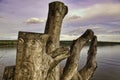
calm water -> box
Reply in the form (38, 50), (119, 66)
(0, 45), (120, 80)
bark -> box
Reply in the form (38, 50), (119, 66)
(79, 36), (97, 80)
(13, 32), (69, 80)
(44, 1), (68, 80)
(2, 47), (69, 80)
(3, 1), (68, 80)
(69, 36), (97, 80)
(61, 29), (94, 80)
(2, 66), (15, 80)
(2, 1), (98, 80)
(45, 1), (68, 53)
(48, 47), (70, 72)
(14, 32), (51, 80)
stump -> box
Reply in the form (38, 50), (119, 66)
(3, 1), (97, 80)
(2, 66), (15, 80)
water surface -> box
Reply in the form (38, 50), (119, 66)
(0, 45), (120, 80)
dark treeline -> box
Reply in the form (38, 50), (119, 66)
(60, 41), (120, 46)
(0, 40), (120, 47)
(0, 40), (17, 47)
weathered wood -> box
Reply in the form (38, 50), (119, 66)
(2, 1), (98, 80)
(49, 47), (70, 72)
(79, 36), (97, 80)
(61, 29), (94, 80)
(45, 1), (68, 53)
(2, 66), (15, 80)
(13, 31), (69, 80)
(44, 1), (68, 80)
(68, 36), (97, 80)
(2, 43), (69, 80)
(46, 47), (70, 80)
(14, 32), (51, 80)
(49, 47), (69, 58)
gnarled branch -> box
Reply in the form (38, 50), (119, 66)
(79, 36), (97, 80)
(49, 47), (70, 72)
(61, 29), (94, 80)
(44, 1), (68, 80)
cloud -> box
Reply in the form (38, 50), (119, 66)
(69, 3), (120, 20)
(0, 33), (17, 40)
(64, 24), (107, 36)
(107, 30), (120, 34)
(65, 15), (81, 21)
(63, 3), (120, 33)
(97, 35), (120, 42)
(84, 3), (120, 19)
(60, 34), (120, 42)
(60, 34), (77, 40)
(64, 0), (120, 8)
(0, 0), (54, 18)
(25, 17), (45, 24)
(0, 16), (3, 18)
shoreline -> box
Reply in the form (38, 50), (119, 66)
(0, 40), (120, 46)
(0, 40), (17, 45)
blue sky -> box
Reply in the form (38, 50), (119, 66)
(0, 0), (120, 42)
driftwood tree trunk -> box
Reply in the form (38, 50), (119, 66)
(61, 30), (97, 80)
(3, 1), (97, 80)
(44, 1), (68, 80)
(13, 32), (69, 80)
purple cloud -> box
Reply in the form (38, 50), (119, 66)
(0, 0), (120, 41)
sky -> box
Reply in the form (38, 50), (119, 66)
(0, 0), (120, 42)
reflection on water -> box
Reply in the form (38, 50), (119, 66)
(91, 45), (120, 80)
(0, 45), (120, 80)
